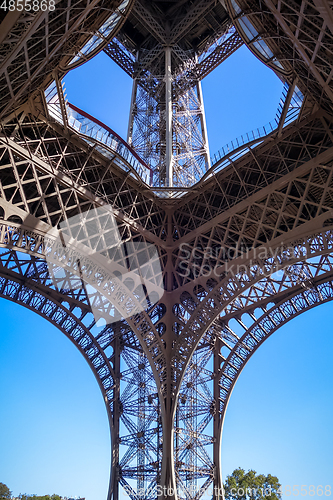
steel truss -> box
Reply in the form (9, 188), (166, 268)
(104, 27), (242, 85)
(1, 103), (333, 500)
(128, 76), (210, 187)
(224, 0), (333, 112)
(0, 0), (133, 122)
(1, 223), (333, 500)
(2, 1), (333, 500)
(104, 2), (242, 187)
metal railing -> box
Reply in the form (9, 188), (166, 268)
(210, 83), (304, 167)
(67, 103), (152, 185)
(44, 78), (304, 194)
(44, 82), (152, 185)
(210, 119), (278, 166)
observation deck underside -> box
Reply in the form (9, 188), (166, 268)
(1, 1), (333, 500)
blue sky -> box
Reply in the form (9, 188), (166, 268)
(1, 299), (333, 499)
(1, 43), (332, 500)
(221, 301), (333, 490)
(63, 45), (283, 158)
(0, 300), (110, 500)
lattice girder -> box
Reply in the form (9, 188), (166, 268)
(2, 1), (333, 495)
(224, 0), (333, 111)
(211, 272), (333, 488)
(2, 233), (333, 500)
(0, 246), (121, 495)
(0, 108), (168, 243)
(2, 102), (333, 395)
(2, 107), (332, 498)
(0, 0), (132, 120)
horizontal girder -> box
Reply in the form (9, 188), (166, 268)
(0, 0), (131, 120)
(2, 1), (333, 498)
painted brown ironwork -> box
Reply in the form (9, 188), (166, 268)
(1, 1), (333, 500)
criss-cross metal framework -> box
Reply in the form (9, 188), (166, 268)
(104, 1), (242, 187)
(1, 1), (333, 499)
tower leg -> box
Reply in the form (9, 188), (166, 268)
(127, 79), (137, 145)
(109, 323), (121, 500)
(165, 47), (173, 187)
(213, 333), (223, 500)
(160, 403), (177, 500)
(196, 80), (211, 170)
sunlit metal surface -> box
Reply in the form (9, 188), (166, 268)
(1, 1), (333, 500)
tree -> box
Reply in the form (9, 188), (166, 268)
(223, 468), (282, 500)
(18, 495), (62, 500)
(0, 483), (12, 500)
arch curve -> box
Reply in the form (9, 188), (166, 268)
(214, 275), (333, 490)
(173, 223), (333, 397)
(0, 245), (121, 500)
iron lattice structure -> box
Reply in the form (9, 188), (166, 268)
(126, 78), (212, 187)
(105, 1), (241, 187)
(1, 1), (333, 500)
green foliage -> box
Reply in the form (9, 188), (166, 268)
(224, 468), (282, 500)
(18, 495), (62, 500)
(0, 483), (12, 500)
(0, 489), (63, 500)
(0, 483), (64, 500)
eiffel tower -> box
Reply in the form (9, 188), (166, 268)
(1, 1), (333, 499)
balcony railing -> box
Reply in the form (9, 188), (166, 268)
(45, 78), (304, 195)
(67, 103), (152, 185)
(210, 82), (304, 167)
(45, 82), (152, 185)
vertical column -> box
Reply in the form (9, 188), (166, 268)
(109, 323), (121, 500)
(160, 399), (177, 500)
(53, 70), (68, 129)
(165, 47), (173, 187)
(196, 80), (211, 170)
(213, 334), (223, 500)
(127, 78), (138, 145)
(138, 353), (146, 496)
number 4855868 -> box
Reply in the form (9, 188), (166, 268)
(0, 0), (55, 10)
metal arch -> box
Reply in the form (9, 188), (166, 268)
(0, 222), (218, 500)
(3, 101), (333, 499)
(133, 228), (333, 499)
(149, 234), (333, 497)
(0, 0), (131, 119)
(169, 110), (333, 245)
(223, 0), (333, 111)
(171, 265), (333, 500)
(3, 0), (333, 495)
(0, 110), (167, 246)
(150, 232), (333, 491)
(215, 274), (333, 491)
(0, 217), (169, 499)
(0, 215), (167, 392)
(0, 110), (177, 497)
(171, 226), (333, 395)
(0, 248), (120, 500)
(0, 242), (164, 500)
(223, 0), (293, 78)
(107, 250), (333, 500)
(60, 0), (135, 73)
